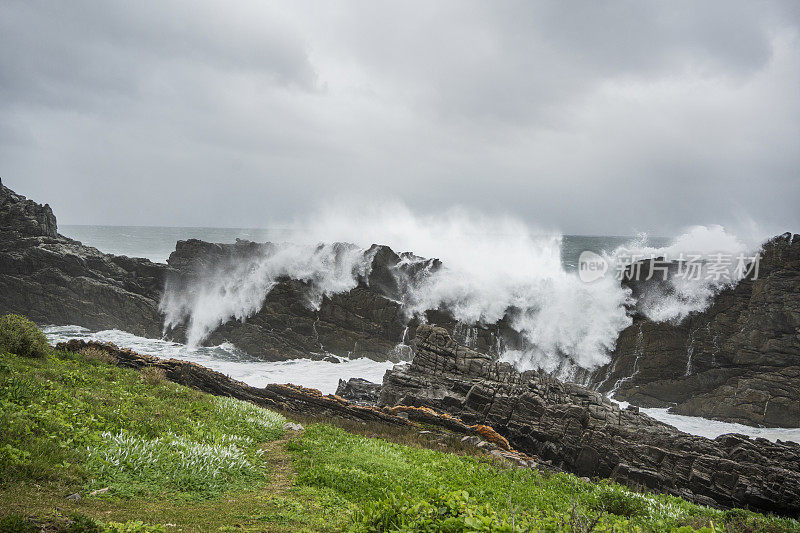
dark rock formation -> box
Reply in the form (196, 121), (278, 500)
(336, 377), (382, 404)
(0, 179), (167, 337)
(0, 179), (57, 238)
(160, 235), (535, 362)
(589, 233), (800, 428)
(381, 324), (800, 516)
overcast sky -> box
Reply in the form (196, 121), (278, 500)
(1, 1), (798, 236)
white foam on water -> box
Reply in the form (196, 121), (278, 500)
(611, 400), (800, 444)
(43, 325), (394, 395)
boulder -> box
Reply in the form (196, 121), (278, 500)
(335, 377), (382, 404)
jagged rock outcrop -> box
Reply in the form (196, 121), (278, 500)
(589, 233), (800, 428)
(0, 179), (167, 336)
(380, 324), (800, 516)
(160, 238), (525, 361)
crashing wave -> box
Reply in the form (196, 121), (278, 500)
(159, 204), (763, 376)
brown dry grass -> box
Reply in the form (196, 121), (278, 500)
(80, 346), (116, 364)
(140, 365), (167, 386)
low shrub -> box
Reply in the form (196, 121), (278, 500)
(87, 431), (258, 498)
(350, 488), (527, 533)
(83, 397), (285, 498)
(0, 314), (50, 358)
(594, 487), (651, 517)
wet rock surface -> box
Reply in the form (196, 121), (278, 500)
(589, 233), (800, 428)
(380, 324), (800, 516)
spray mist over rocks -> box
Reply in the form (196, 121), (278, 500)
(604, 225), (760, 324)
(159, 201), (765, 377)
(160, 242), (375, 347)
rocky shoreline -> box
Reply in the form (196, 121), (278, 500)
(380, 325), (800, 515)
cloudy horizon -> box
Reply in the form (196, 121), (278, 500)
(1, 1), (798, 238)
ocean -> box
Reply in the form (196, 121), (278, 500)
(61, 224), (650, 269)
(50, 224), (799, 443)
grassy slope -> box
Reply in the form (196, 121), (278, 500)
(0, 348), (797, 532)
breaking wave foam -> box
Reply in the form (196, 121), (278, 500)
(606, 225), (760, 323)
(43, 325), (394, 394)
(159, 201), (766, 376)
(160, 242), (373, 346)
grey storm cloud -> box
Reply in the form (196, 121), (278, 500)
(1, 0), (798, 237)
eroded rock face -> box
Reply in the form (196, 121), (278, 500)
(589, 233), (800, 428)
(0, 179), (57, 238)
(380, 324), (800, 516)
(0, 179), (167, 337)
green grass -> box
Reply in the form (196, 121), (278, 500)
(287, 424), (799, 532)
(0, 348), (286, 500)
(0, 316), (798, 532)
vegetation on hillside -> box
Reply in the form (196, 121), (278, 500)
(0, 315), (797, 532)
(0, 314), (49, 358)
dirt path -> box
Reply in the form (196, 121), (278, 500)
(260, 433), (299, 494)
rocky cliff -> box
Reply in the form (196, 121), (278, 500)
(589, 233), (800, 428)
(0, 179), (167, 337)
(381, 324), (800, 516)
